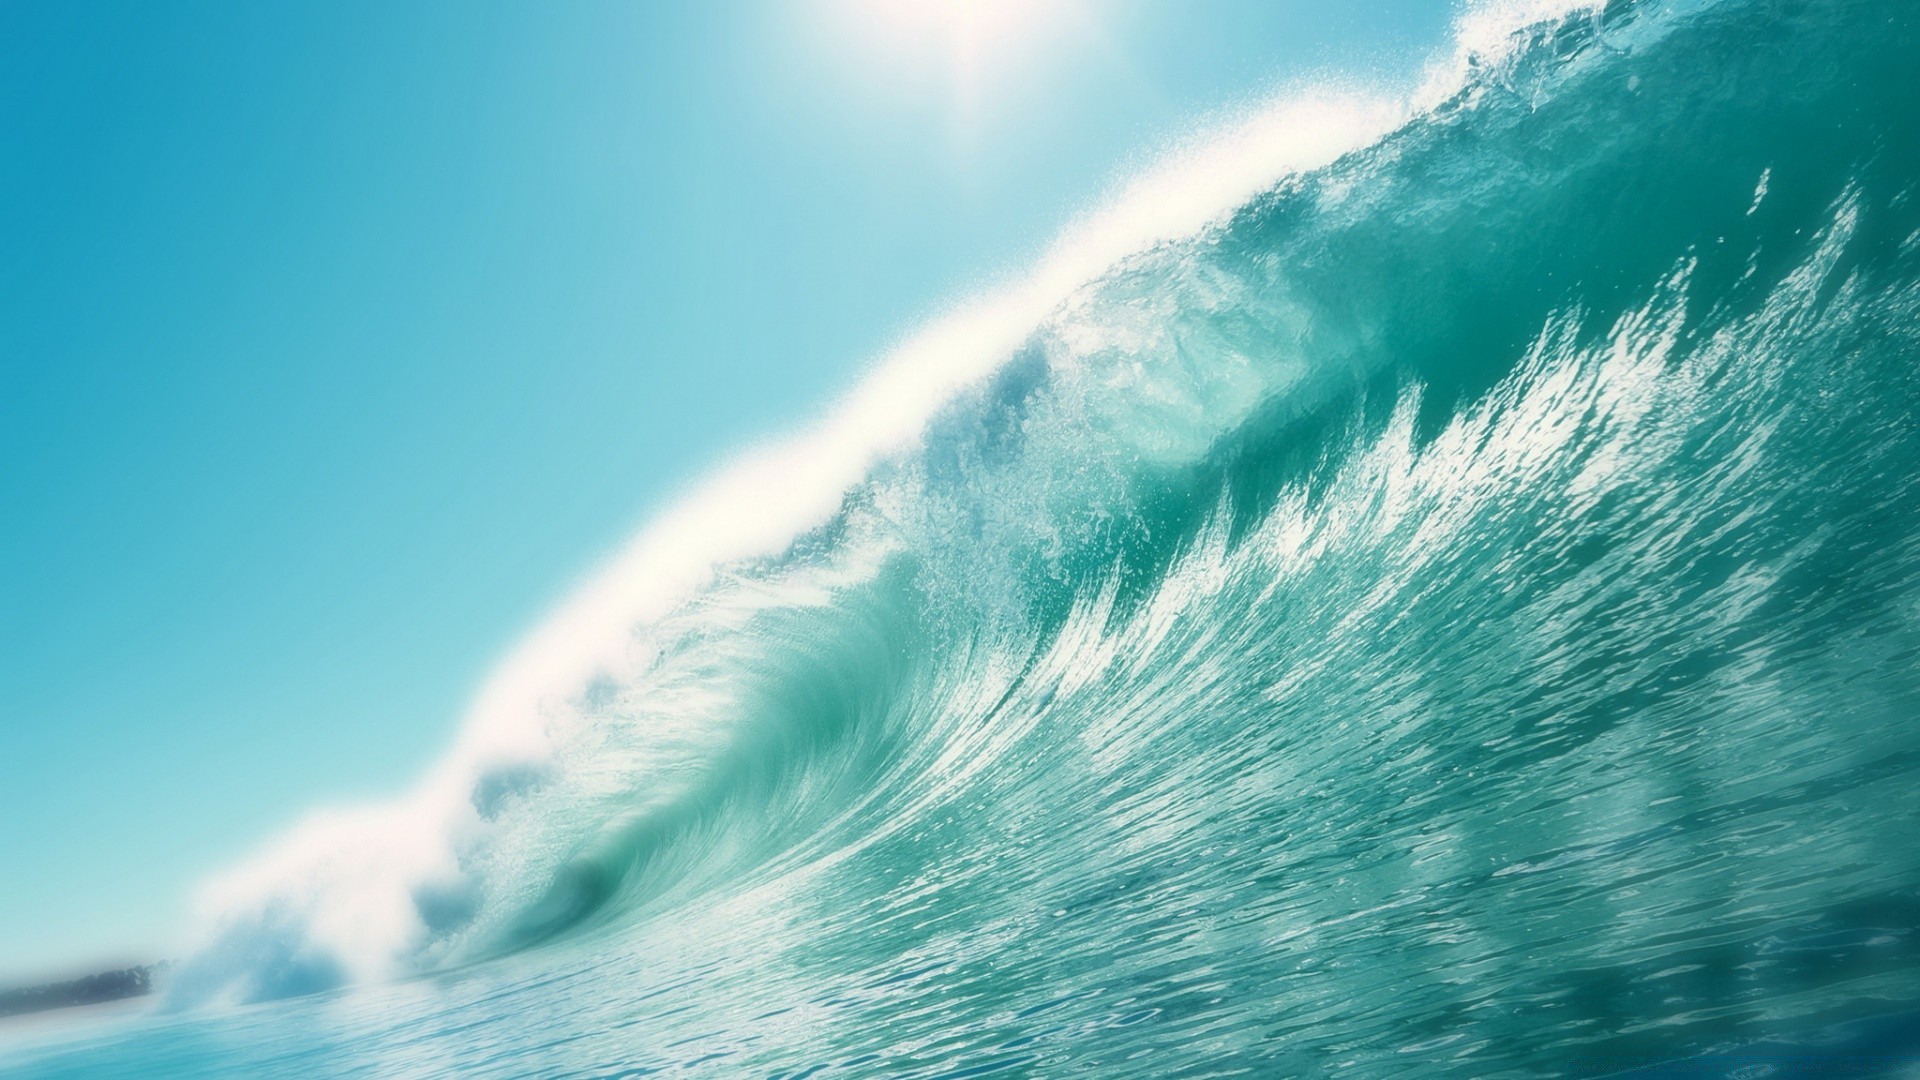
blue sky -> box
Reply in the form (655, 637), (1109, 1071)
(0, 0), (1456, 979)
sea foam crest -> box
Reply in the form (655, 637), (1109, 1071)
(170, 0), (1615, 1007)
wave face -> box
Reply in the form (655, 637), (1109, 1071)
(65, 0), (1920, 1074)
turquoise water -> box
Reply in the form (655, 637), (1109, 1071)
(9, 0), (1920, 1074)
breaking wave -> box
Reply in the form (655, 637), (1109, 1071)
(158, 0), (1920, 1071)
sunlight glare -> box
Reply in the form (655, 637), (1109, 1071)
(828, 0), (1090, 141)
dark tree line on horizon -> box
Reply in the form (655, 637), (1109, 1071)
(0, 965), (159, 1019)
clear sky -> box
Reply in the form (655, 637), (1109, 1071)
(0, 0), (1457, 980)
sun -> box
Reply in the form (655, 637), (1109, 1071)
(825, 0), (1091, 137)
(861, 0), (1050, 53)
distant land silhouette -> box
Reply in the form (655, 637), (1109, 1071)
(0, 965), (162, 1019)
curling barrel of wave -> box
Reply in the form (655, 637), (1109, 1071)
(167, 4), (1920, 1063)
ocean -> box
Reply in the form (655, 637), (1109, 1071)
(7, 0), (1920, 1074)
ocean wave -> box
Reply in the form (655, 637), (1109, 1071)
(165, 10), (1920, 1068)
